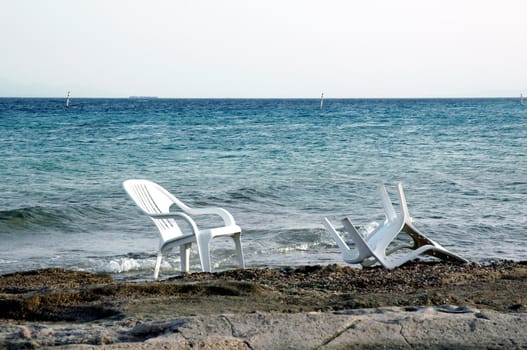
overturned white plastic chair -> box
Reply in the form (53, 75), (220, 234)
(123, 179), (245, 280)
(323, 182), (416, 267)
(337, 183), (468, 269)
(340, 216), (435, 269)
(376, 182), (468, 266)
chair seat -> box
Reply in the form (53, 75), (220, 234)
(162, 232), (196, 249)
(203, 225), (242, 237)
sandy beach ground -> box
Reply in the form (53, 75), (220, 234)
(1, 261), (527, 349)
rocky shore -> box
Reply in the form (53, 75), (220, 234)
(1, 260), (527, 349)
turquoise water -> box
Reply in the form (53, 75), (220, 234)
(1, 98), (526, 279)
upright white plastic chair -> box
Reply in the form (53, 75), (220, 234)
(123, 179), (245, 280)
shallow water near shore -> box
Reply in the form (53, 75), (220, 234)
(1, 98), (526, 279)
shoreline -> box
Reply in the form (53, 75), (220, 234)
(1, 261), (527, 348)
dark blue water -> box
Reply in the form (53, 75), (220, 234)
(1, 98), (526, 279)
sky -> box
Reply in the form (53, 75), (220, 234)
(1, 0), (526, 98)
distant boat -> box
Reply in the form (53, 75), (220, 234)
(129, 96), (158, 100)
(66, 91), (71, 108)
(521, 93), (524, 105)
(320, 93), (324, 110)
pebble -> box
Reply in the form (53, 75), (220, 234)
(38, 327), (54, 337)
(19, 326), (31, 339)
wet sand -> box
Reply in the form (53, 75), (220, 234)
(1, 260), (527, 348)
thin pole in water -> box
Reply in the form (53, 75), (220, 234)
(66, 91), (71, 108)
(320, 92), (324, 110)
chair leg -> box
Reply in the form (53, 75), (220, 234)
(196, 232), (212, 272)
(154, 252), (163, 280)
(378, 183), (397, 221)
(180, 244), (191, 273)
(233, 233), (245, 268)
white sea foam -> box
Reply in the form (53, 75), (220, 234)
(105, 258), (145, 273)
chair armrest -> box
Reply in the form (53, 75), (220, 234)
(149, 212), (200, 234)
(185, 207), (237, 226)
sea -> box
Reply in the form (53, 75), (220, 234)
(1, 98), (526, 280)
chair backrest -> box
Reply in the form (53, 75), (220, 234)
(123, 179), (187, 242)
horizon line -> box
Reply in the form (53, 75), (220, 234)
(0, 96), (523, 100)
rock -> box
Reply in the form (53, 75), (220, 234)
(19, 326), (31, 339)
(2, 308), (527, 349)
(95, 330), (113, 345)
(38, 327), (54, 337)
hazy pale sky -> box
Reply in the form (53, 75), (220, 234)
(1, 0), (526, 98)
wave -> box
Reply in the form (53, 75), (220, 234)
(0, 205), (113, 232)
(227, 187), (281, 203)
(197, 186), (284, 210)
